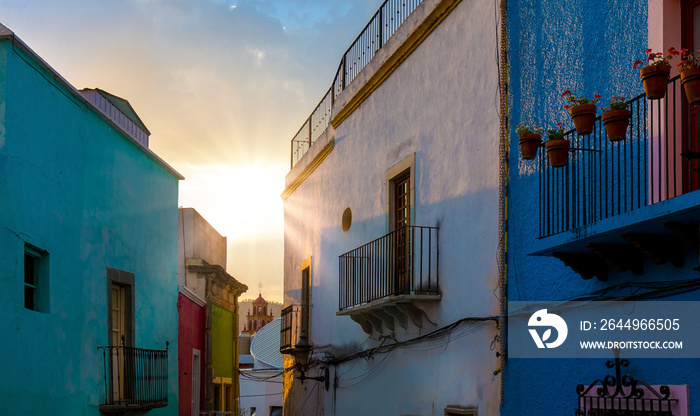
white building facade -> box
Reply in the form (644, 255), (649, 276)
(239, 319), (284, 416)
(281, 0), (505, 415)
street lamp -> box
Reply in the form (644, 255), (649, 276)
(292, 331), (329, 390)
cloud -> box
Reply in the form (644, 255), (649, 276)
(0, 0), (384, 303)
(246, 46), (266, 66)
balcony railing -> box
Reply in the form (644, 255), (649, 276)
(280, 304), (301, 354)
(290, 0), (424, 168)
(539, 75), (700, 238)
(338, 225), (439, 311)
(97, 343), (169, 409)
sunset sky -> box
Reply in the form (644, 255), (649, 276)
(0, 0), (381, 302)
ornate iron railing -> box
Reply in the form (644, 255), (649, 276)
(290, 0), (424, 168)
(576, 349), (677, 415)
(280, 304), (302, 354)
(539, 75), (700, 238)
(97, 342), (169, 407)
(338, 225), (439, 311)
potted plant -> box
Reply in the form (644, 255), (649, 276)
(545, 122), (570, 168)
(633, 47), (679, 100)
(601, 96), (632, 142)
(516, 124), (544, 160)
(562, 90), (600, 136)
(679, 48), (700, 105)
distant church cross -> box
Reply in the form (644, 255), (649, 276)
(258, 282), (262, 295)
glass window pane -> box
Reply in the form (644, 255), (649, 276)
(24, 286), (34, 310)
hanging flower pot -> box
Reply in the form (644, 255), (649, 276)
(640, 65), (671, 99)
(518, 133), (542, 160)
(602, 109), (632, 142)
(516, 124), (544, 160)
(681, 67), (700, 105)
(562, 90), (600, 136)
(633, 48), (678, 100)
(546, 139), (570, 168)
(569, 104), (597, 136)
(545, 123), (569, 168)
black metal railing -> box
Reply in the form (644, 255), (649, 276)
(98, 342), (169, 407)
(539, 75), (700, 238)
(290, 0), (424, 168)
(290, 88), (333, 168)
(280, 304), (301, 354)
(338, 225), (439, 311)
(576, 350), (677, 415)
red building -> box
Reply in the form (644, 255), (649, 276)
(177, 208), (247, 416)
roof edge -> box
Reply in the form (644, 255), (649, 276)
(0, 22), (183, 180)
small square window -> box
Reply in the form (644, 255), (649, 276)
(24, 244), (49, 313)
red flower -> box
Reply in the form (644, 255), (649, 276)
(564, 105), (570, 110)
(595, 94), (601, 99)
(633, 59), (642, 69)
(646, 48), (652, 53)
(669, 47), (679, 55)
(561, 90), (571, 97)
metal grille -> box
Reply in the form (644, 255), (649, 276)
(539, 75), (700, 238)
(338, 225), (439, 311)
(576, 351), (677, 416)
(97, 343), (169, 406)
(280, 304), (301, 354)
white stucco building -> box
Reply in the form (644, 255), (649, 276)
(281, 0), (505, 415)
(239, 319), (284, 416)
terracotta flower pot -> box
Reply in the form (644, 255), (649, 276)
(681, 67), (700, 105)
(602, 109), (632, 142)
(518, 133), (542, 160)
(545, 138), (570, 168)
(569, 104), (597, 136)
(640, 65), (671, 100)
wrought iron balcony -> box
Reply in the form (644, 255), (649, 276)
(290, 0), (424, 168)
(338, 225), (439, 335)
(535, 75), (700, 280)
(539, 75), (700, 238)
(97, 342), (168, 415)
(280, 304), (302, 354)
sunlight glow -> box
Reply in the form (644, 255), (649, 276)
(178, 162), (287, 241)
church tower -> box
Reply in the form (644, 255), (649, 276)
(242, 284), (274, 335)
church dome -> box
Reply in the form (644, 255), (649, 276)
(253, 294), (266, 304)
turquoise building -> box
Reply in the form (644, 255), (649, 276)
(0, 23), (182, 415)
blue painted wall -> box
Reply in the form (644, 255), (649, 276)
(505, 1), (700, 414)
(0, 38), (179, 415)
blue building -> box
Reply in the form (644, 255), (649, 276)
(0, 23), (182, 415)
(505, 1), (699, 414)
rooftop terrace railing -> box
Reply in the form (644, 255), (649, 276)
(539, 75), (700, 238)
(290, 0), (424, 168)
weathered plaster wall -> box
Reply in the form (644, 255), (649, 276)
(283, 0), (502, 414)
(504, 1), (700, 414)
(0, 39), (179, 415)
(177, 207), (228, 293)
